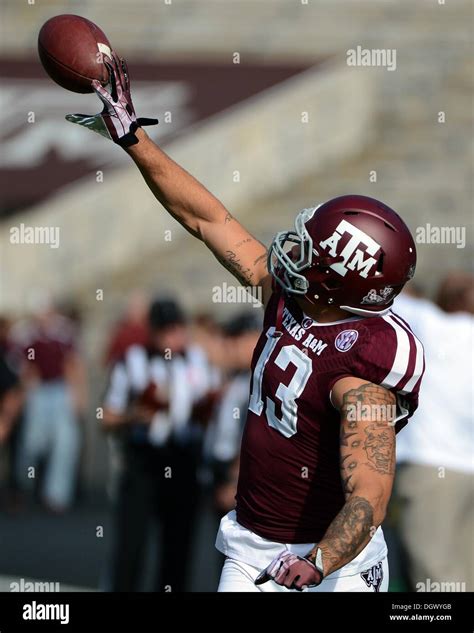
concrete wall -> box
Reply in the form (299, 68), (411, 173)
(0, 60), (375, 312)
(2, 0), (471, 62)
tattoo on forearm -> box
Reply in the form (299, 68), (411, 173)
(216, 250), (255, 286)
(340, 453), (357, 495)
(340, 415), (359, 495)
(308, 496), (374, 573)
(234, 237), (252, 249)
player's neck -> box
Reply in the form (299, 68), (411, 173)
(295, 296), (353, 324)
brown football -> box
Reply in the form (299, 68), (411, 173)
(38, 14), (112, 93)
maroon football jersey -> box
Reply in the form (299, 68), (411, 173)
(236, 291), (424, 543)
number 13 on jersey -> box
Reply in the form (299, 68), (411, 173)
(248, 327), (312, 438)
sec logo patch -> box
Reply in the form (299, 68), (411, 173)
(335, 329), (359, 352)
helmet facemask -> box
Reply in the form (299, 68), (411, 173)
(268, 206), (329, 297)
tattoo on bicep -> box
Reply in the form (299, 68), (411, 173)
(341, 382), (396, 415)
(339, 382), (396, 491)
(363, 423), (395, 475)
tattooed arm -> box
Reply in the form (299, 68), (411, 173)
(306, 377), (396, 576)
(125, 129), (272, 303)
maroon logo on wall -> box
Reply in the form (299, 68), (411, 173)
(0, 59), (307, 217)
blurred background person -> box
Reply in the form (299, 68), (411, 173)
(209, 312), (262, 516)
(391, 272), (474, 591)
(200, 311), (261, 580)
(102, 290), (151, 503)
(14, 296), (87, 513)
(102, 296), (215, 592)
(103, 290), (150, 368)
(0, 317), (23, 509)
(190, 313), (227, 374)
(0, 350), (21, 444)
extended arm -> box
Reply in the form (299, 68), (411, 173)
(126, 129), (271, 295)
(66, 53), (272, 303)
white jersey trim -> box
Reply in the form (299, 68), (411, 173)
(390, 313), (424, 394)
(381, 314), (411, 389)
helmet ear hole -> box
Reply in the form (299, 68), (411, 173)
(376, 252), (385, 273)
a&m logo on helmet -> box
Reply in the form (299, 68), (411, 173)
(335, 329), (359, 352)
(361, 287), (394, 305)
(319, 220), (381, 279)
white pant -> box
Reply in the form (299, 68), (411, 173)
(17, 382), (80, 508)
(218, 556), (389, 592)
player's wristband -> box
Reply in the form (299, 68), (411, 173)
(305, 547), (324, 579)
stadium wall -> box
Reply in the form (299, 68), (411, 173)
(0, 60), (375, 312)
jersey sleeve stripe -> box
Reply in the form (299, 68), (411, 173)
(390, 314), (425, 393)
(381, 314), (412, 388)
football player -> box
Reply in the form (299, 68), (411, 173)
(67, 54), (425, 592)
